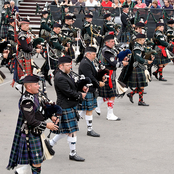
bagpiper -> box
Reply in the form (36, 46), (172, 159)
(96, 34), (128, 120)
(49, 23), (69, 67)
(82, 11), (101, 47)
(0, 1), (11, 39)
(7, 74), (59, 174)
(6, 18), (17, 72)
(127, 33), (154, 106)
(13, 18), (42, 90)
(49, 56), (86, 161)
(61, 14), (79, 59)
(78, 47), (105, 136)
(152, 19), (172, 81)
(103, 12), (120, 36)
(39, 10), (52, 42)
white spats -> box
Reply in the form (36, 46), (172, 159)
(67, 136), (77, 156)
(49, 134), (67, 146)
(107, 100), (119, 121)
(79, 110), (86, 119)
(15, 165), (30, 174)
(85, 115), (93, 131)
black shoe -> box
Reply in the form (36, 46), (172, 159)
(127, 93), (134, 103)
(159, 77), (167, 81)
(14, 171), (18, 174)
(95, 109), (100, 116)
(138, 101), (149, 106)
(143, 92), (147, 94)
(87, 130), (100, 137)
(152, 72), (158, 80)
(116, 117), (121, 121)
(44, 139), (55, 155)
(69, 154), (85, 162)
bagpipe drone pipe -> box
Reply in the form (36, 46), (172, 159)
(93, 56), (110, 81)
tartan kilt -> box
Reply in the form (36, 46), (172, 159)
(0, 24), (9, 38)
(67, 47), (75, 59)
(153, 54), (171, 65)
(17, 58), (32, 79)
(17, 132), (43, 165)
(99, 80), (117, 98)
(59, 107), (79, 134)
(78, 92), (97, 111)
(50, 57), (59, 70)
(127, 67), (148, 88)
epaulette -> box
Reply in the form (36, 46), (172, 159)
(50, 34), (58, 39)
(103, 46), (116, 55)
(156, 31), (163, 37)
(21, 93), (34, 105)
(106, 21), (114, 25)
(167, 28), (173, 33)
(62, 26), (70, 31)
(133, 45), (144, 52)
(84, 23), (90, 28)
(18, 31), (27, 40)
(41, 18), (47, 23)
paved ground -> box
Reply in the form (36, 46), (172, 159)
(1, 56), (174, 174)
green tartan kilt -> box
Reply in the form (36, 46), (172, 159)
(99, 80), (117, 98)
(17, 132), (43, 165)
(50, 58), (59, 70)
(127, 67), (148, 88)
(0, 24), (9, 38)
(153, 54), (171, 65)
(67, 47), (75, 59)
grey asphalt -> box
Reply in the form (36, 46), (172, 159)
(0, 56), (174, 174)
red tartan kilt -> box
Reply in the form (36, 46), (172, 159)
(17, 59), (32, 79)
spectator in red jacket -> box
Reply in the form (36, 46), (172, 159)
(101, 0), (113, 7)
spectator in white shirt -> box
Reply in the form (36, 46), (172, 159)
(85, 0), (98, 6)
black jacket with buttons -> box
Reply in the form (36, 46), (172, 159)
(79, 57), (100, 93)
(54, 69), (83, 109)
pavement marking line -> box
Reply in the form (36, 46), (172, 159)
(0, 80), (12, 87)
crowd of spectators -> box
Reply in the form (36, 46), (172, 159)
(50, 0), (174, 9)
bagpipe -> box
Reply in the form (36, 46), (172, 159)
(93, 57), (109, 81)
(58, 32), (72, 46)
(144, 9), (158, 25)
(126, 17), (136, 35)
(69, 71), (93, 92)
(144, 47), (157, 60)
(38, 89), (62, 119)
(38, 89), (62, 138)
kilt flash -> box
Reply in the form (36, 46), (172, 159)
(127, 67), (148, 88)
(59, 107), (79, 134)
(99, 80), (117, 98)
(17, 132), (44, 165)
(78, 92), (97, 111)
